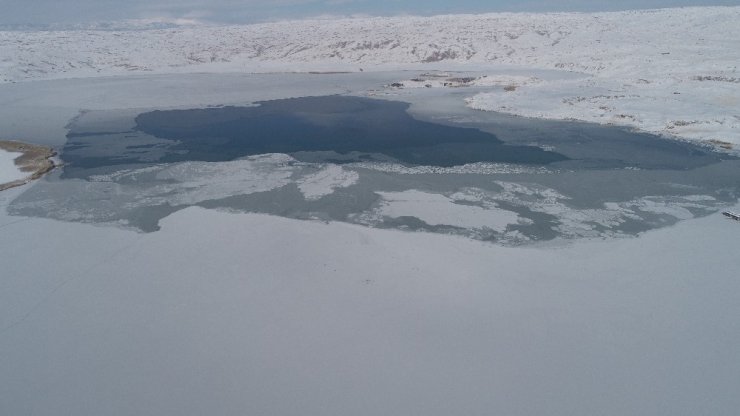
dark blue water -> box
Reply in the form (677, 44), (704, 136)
(66, 96), (567, 171)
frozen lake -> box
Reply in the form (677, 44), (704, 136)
(1, 72), (739, 416)
(9, 90), (739, 243)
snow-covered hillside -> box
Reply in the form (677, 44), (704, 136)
(1, 7), (738, 145)
(2, 7), (738, 81)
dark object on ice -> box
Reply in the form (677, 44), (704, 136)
(722, 211), (740, 221)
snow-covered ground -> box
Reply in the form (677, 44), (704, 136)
(1, 7), (738, 146)
(1, 184), (739, 416)
(2, 7), (737, 82)
(464, 72), (740, 149)
(0, 149), (25, 184)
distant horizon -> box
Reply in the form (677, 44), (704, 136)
(3, 5), (740, 29)
(2, 0), (739, 26)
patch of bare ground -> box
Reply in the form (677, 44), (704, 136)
(708, 139), (734, 150)
(0, 140), (56, 191)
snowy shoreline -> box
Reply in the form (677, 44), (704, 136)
(463, 73), (740, 151)
(0, 141), (56, 191)
(1, 6), (737, 148)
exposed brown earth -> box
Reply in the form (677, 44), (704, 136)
(0, 140), (56, 191)
(708, 139), (734, 150)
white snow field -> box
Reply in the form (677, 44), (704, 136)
(0, 149), (25, 184)
(1, 7), (739, 146)
(1, 7), (740, 416)
(1, 184), (739, 416)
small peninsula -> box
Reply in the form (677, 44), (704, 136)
(0, 140), (56, 191)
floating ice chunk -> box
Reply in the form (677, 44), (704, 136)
(371, 190), (520, 232)
(297, 165), (359, 201)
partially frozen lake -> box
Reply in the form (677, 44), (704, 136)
(9, 90), (739, 244)
(2, 56), (739, 416)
